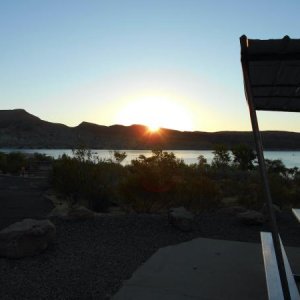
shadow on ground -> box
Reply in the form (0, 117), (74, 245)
(0, 175), (54, 229)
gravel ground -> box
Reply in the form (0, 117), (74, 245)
(1, 211), (300, 300)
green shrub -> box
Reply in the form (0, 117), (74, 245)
(118, 150), (183, 212)
(51, 154), (125, 212)
(212, 144), (231, 169)
(237, 181), (263, 209)
(174, 176), (220, 211)
(231, 144), (256, 170)
(0, 152), (28, 174)
(31, 152), (53, 162)
(0, 152), (7, 173)
(119, 150), (220, 213)
(236, 170), (298, 209)
(50, 148), (299, 214)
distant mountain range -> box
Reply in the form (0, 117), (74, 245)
(0, 109), (300, 150)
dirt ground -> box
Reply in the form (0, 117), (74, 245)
(0, 174), (54, 230)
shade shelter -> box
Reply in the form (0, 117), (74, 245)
(240, 35), (300, 300)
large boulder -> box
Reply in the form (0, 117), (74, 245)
(67, 206), (98, 220)
(0, 219), (56, 258)
(217, 205), (247, 216)
(237, 210), (265, 225)
(168, 207), (195, 232)
(49, 205), (99, 220)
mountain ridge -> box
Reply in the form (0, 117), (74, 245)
(1, 109), (300, 150)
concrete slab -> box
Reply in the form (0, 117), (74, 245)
(113, 237), (300, 300)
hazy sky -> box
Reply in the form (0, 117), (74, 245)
(1, 0), (300, 132)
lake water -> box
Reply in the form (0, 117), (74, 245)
(1, 149), (299, 168)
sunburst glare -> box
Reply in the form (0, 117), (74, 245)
(115, 96), (194, 131)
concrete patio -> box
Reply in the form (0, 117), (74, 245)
(113, 237), (300, 300)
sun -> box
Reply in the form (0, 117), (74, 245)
(148, 125), (160, 133)
(114, 96), (194, 131)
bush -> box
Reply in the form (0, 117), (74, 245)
(51, 153), (125, 212)
(231, 144), (256, 170)
(265, 159), (287, 176)
(0, 152), (28, 174)
(236, 170), (299, 209)
(119, 150), (183, 212)
(119, 150), (220, 213)
(0, 152), (7, 173)
(31, 152), (53, 162)
(50, 147), (299, 214)
(211, 144), (231, 169)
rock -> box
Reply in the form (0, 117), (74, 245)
(221, 197), (239, 206)
(168, 207), (195, 232)
(107, 206), (125, 216)
(217, 206), (247, 216)
(48, 206), (69, 219)
(67, 206), (97, 220)
(0, 219), (56, 258)
(48, 204), (100, 220)
(237, 210), (265, 225)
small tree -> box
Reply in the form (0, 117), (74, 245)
(197, 154), (209, 172)
(113, 151), (127, 164)
(212, 144), (231, 169)
(265, 159), (287, 176)
(197, 155), (207, 166)
(72, 146), (92, 162)
(231, 144), (256, 170)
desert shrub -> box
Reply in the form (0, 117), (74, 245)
(0, 152), (7, 173)
(237, 179), (263, 209)
(268, 173), (296, 208)
(173, 176), (220, 212)
(211, 144), (231, 169)
(119, 150), (220, 212)
(197, 155), (209, 170)
(119, 150), (184, 212)
(52, 153), (125, 212)
(284, 185), (300, 207)
(50, 147), (298, 214)
(293, 168), (300, 185)
(108, 150), (127, 164)
(265, 159), (287, 176)
(88, 161), (125, 211)
(231, 144), (256, 170)
(236, 168), (299, 209)
(31, 152), (53, 162)
(0, 152), (28, 174)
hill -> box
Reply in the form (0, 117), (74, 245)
(0, 109), (300, 150)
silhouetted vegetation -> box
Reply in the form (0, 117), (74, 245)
(51, 149), (125, 212)
(1, 144), (299, 213)
(0, 152), (52, 175)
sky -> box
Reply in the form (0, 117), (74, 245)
(1, 0), (300, 132)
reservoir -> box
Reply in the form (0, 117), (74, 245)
(1, 149), (299, 169)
